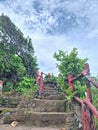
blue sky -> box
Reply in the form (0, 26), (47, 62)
(0, 0), (98, 76)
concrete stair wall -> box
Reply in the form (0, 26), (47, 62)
(0, 82), (82, 130)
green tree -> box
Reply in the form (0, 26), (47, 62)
(0, 43), (26, 91)
(53, 48), (88, 94)
(54, 48), (88, 78)
(0, 14), (38, 77)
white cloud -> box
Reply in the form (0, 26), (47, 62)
(0, 0), (98, 76)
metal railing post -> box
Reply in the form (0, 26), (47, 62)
(67, 73), (75, 91)
(39, 72), (44, 97)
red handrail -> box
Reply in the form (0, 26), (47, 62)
(68, 63), (98, 130)
(84, 98), (98, 118)
(35, 71), (51, 96)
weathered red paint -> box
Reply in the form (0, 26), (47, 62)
(0, 80), (3, 94)
(36, 71), (51, 95)
(39, 72), (44, 92)
(75, 96), (96, 130)
(84, 64), (92, 102)
(69, 63), (97, 130)
(35, 71), (44, 95)
(82, 103), (91, 130)
(67, 73), (75, 91)
(84, 98), (98, 118)
(0, 80), (3, 85)
(43, 72), (51, 81)
(35, 71), (39, 84)
(74, 96), (83, 104)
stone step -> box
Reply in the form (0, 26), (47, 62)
(43, 87), (58, 90)
(0, 96), (19, 108)
(8, 110), (74, 127)
(19, 99), (66, 112)
(43, 86), (58, 90)
(44, 84), (56, 87)
(0, 107), (17, 112)
(42, 94), (65, 100)
(44, 82), (57, 88)
(32, 99), (65, 112)
(25, 112), (74, 127)
(43, 89), (58, 93)
(43, 91), (60, 96)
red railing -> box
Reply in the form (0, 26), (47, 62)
(68, 63), (98, 130)
(35, 63), (98, 129)
(35, 71), (50, 96)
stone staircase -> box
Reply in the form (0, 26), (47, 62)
(0, 82), (82, 130)
(41, 81), (65, 100)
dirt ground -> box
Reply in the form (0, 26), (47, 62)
(0, 124), (61, 130)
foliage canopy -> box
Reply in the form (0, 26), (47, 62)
(54, 48), (88, 77)
(0, 14), (38, 91)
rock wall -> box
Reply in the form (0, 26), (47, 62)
(0, 93), (83, 129)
